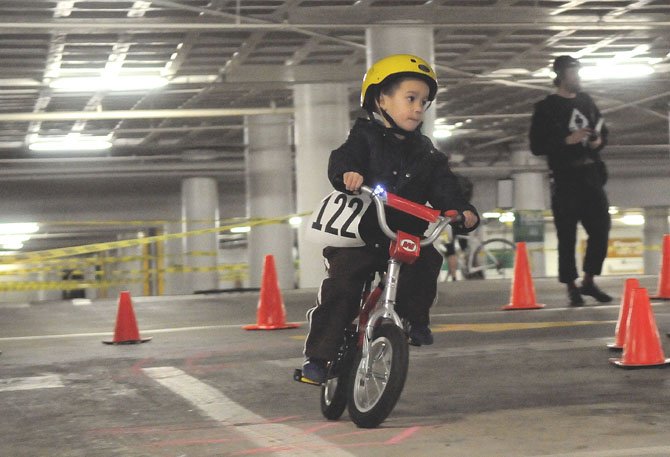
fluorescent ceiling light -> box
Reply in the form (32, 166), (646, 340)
(29, 136), (112, 152)
(0, 222), (39, 235)
(489, 68), (530, 77)
(230, 226), (251, 233)
(620, 214), (645, 226)
(0, 234), (31, 250)
(499, 212), (516, 223)
(580, 64), (654, 80)
(289, 216), (302, 227)
(49, 75), (168, 92)
(482, 212), (502, 219)
(433, 129), (453, 139)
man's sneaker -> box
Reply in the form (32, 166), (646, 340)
(579, 282), (613, 303)
(409, 324), (434, 346)
(301, 358), (327, 384)
(568, 287), (584, 307)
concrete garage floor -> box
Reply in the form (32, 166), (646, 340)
(2, 276), (670, 457)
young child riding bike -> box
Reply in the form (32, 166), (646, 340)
(302, 54), (479, 384)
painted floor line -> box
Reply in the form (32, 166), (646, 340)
(269, 336), (615, 369)
(0, 323), (270, 342)
(0, 374), (64, 392)
(431, 300), (670, 318)
(531, 445), (670, 457)
(143, 366), (356, 457)
(431, 320), (615, 333)
(289, 320), (614, 341)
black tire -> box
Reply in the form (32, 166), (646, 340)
(347, 322), (409, 428)
(470, 238), (516, 279)
(320, 327), (357, 421)
(320, 374), (349, 420)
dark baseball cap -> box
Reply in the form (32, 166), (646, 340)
(553, 55), (580, 74)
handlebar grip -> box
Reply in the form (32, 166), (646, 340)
(443, 209), (465, 224)
(386, 193), (441, 223)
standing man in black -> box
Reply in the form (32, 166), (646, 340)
(529, 55), (612, 306)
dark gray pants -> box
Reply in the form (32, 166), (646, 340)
(304, 244), (443, 361)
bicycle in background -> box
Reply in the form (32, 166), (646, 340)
(436, 230), (516, 280)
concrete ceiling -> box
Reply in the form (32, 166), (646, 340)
(0, 0), (668, 181)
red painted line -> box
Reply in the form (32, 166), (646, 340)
(263, 415), (301, 424)
(131, 357), (155, 375)
(327, 429), (379, 440)
(298, 422), (340, 435)
(385, 426), (422, 445)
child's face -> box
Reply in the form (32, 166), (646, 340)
(378, 78), (431, 132)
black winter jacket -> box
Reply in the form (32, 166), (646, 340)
(328, 118), (479, 247)
(529, 92), (609, 185)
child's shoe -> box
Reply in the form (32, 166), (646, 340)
(302, 358), (327, 384)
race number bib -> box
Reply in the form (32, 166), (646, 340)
(305, 191), (371, 247)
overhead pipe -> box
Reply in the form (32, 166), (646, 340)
(0, 107), (294, 122)
(4, 21), (670, 32)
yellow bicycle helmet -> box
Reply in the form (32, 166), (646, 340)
(360, 54), (438, 110)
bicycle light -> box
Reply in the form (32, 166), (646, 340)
(372, 185), (387, 198)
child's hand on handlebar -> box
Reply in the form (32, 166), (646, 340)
(462, 210), (478, 229)
(343, 171), (364, 192)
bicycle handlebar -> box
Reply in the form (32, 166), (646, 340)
(358, 185), (461, 247)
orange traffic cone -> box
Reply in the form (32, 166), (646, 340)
(103, 291), (152, 345)
(610, 287), (670, 368)
(502, 242), (545, 310)
(651, 234), (670, 300)
(243, 255), (300, 330)
(607, 278), (640, 350)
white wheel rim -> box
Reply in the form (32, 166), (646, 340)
(323, 377), (338, 406)
(353, 336), (393, 413)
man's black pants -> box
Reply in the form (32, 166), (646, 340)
(304, 244), (443, 361)
(551, 179), (611, 284)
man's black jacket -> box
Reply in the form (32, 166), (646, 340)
(529, 92), (609, 184)
(328, 118), (478, 247)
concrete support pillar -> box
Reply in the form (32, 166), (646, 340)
(162, 221), (188, 295)
(245, 114), (295, 289)
(511, 147), (547, 276)
(293, 84), (350, 288)
(644, 207), (669, 275)
(366, 25), (436, 139)
(182, 177), (219, 293)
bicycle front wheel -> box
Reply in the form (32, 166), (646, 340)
(470, 238), (516, 279)
(347, 322), (409, 428)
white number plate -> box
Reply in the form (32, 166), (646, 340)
(305, 191), (371, 247)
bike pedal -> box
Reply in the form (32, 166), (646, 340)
(293, 369), (322, 386)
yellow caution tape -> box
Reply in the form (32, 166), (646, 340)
(0, 212), (309, 265)
(0, 265), (250, 292)
(30, 217), (249, 227)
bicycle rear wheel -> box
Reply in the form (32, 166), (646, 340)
(470, 238), (516, 279)
(320, 329), (357, 421)
(321, 375), (349, 420)
(347, 322), (409, 428)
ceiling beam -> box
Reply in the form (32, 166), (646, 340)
(4, 20), (670, 32)
(0, 107), (294, 122)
